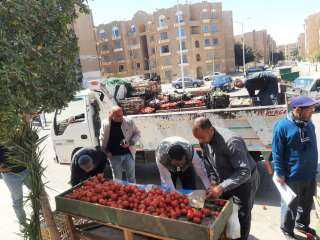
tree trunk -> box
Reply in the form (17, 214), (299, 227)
(40, 190), (61, 240)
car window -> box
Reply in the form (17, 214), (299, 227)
(293, 78), (314, 90)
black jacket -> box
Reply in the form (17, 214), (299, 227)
(70, 148), (108, 186)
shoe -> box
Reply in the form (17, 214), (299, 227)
(295, 225), (317, 235)
(281, 229), (296, 240)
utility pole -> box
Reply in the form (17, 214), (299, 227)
(177, 0), (185, 92)
(242, 22), (246, 76)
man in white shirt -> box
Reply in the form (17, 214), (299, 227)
(156, 136), (210, 191)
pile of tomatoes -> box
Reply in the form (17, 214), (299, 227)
(65, 174), (225, 224)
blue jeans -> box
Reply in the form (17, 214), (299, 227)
(281, 179), (316, 233)
(109, 154), (135, 183)
(1, 169), (30, 225)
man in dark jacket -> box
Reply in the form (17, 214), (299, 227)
(70, 148), (111, 186)
(272, 96), (318, 239)
(192, 117), (259, 240)
(234, 72), (279, 106)
(0, 145), (30, 226)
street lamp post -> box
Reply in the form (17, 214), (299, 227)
(241, 22), (246, 76)
(177, 0), (185, 92)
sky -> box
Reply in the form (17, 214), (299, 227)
(88, 0), (320, 45)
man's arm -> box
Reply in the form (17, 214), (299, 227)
(128, 120), (141, 145)
(272, 124), (286, 179)
(219, 137), (252, 192)
(99, 120), (110, 153)
(192, 150), (211, 189)
(156, 157), (175, 192)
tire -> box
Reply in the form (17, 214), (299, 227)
(175, 84), (181, 89)
(193, 83), (199, 88)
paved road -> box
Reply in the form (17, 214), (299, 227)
(0, 125), (319, 240)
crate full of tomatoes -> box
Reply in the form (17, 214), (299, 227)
(56, 175), (232, 240)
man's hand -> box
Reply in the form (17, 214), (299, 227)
(0, 166), (10, 173)
(107, 152), (112, 160)
(68, 116), (75, 124)
(275, 175), (285, 185)
(207, 185), (223, 199)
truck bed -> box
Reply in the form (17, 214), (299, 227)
(130, 105), (287, 152)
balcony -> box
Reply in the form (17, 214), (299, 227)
(114, 48), (123, 52)
(128, 44), (141, 50)
(157, 25), (169, 31)
(174, 22), (186, 28)
(158, 39), (170, 44)
(100, 50), (110, 55)
(204, 46), (214, 50)
(176, 49), (188, 53)
(112, 36), (121, 40)
(159, 52), (171, 57)
(161, 65), (172, 70)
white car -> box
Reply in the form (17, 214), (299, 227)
(203, 72), (224, 81)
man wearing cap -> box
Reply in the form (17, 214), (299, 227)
(156, 136), (211, 191)
(70, 147), (111, 186)
(234, 72), (279, 106)
(272, 96), (318, 239)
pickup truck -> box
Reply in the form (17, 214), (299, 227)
(51, 81), (290, 164)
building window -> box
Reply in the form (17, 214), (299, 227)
(212, 38), (219, 45)
(114, 40), (122, 49)
(105, 66), (113, 73)
(207, 52), (214, 60)
(136, 63), (141, 69)
(164, 57), (171, 66)
(211, 24), (218, 33)
(211, 9), (217, 19)
(177, 28), (186, 37)
(204, 39), (211, 47)
(160, 32), (168, 40)
(195, 40), (200, 48)
(99, 29), (107, 40)
(100, 43), (109, 52)
(200, 9), (209, 19)
(151, 48), (155, 54)
(196, 54), (201, 62)
(164, 70), (172, 81)
(150, 36), (154, 42)
(159, 15), (167, 28)
(179, 54), (188, 64)
(119, 65), (125, 72)
(130, 25), (136, 33)
(102, 55), (112, 62)
(114, 53), (125, 61)
(176, 11), (184, 23)
(112, 27), (120, 38)
(181, 41), (187, 50)
(203, 25), (209, 33)
(160, 45), (170, 54)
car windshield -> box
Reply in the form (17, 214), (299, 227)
(56, 96), (86, 123)
(214, 76), (229, 84)
(293, 78), (314, 90)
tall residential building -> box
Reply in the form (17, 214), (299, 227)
(277, 43), (298, 60)
(73, 9), (101, 85)
(304, 11), (320, 60)
(96, 2), (235, 83)
(234, 29), (276, 64)
(297, 33), (306, 59)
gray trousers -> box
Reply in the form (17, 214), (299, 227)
(281, 179), (316, 233)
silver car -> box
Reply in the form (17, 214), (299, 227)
(171, 77), (204, 89)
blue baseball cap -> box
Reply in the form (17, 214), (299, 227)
(291, 96), (320, 108)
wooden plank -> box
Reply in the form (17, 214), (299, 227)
(65, 214), (79, 240)
(123, 229), (134, 240)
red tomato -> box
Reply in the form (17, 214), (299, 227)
(193, 217), (201, 224)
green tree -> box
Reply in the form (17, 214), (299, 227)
(234, 43), (255, 70)
(0, 1), (88, 239)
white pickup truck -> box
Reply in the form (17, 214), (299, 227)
(51, 81), (293, 164)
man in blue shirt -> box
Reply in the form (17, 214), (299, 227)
(272, 96), (318, 239)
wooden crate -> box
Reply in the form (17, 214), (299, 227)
(56, 187), (232, 240)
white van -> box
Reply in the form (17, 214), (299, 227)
(51, 89), (104, 164)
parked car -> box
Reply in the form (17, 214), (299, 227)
(171, 77), (204, 89)
(246, 66), (266, 76)
(292, 75), (320, 94)
(203, 72), (223, 81)
(211, 75), (233, 92)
